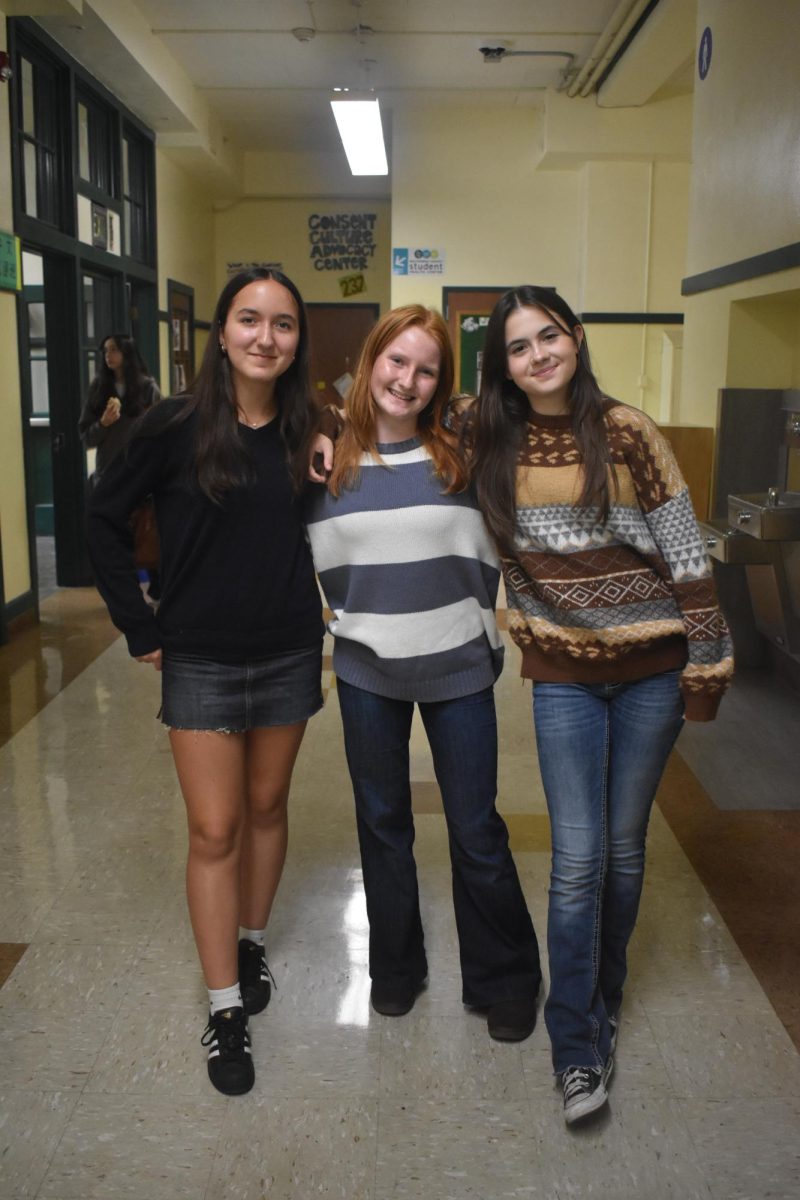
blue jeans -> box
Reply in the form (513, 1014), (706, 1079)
(337, 680), (541, 1007)
(533, 671), (684, 1074)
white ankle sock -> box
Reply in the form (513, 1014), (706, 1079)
(239, 927), (265, 947)
(208, 983), (242, 1015)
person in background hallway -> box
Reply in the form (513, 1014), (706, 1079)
(79, 333), (162, 601)
(306, 305), (542, 1040)
(79, 332), (161, 478)
(87, 270), (324, 1096)
(469, 285), (734, 1125)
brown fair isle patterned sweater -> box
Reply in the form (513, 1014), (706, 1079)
(503, 399), (733, 721)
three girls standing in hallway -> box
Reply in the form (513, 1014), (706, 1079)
(470, 286), (733, 1123)
(87, 270), (324, 1096)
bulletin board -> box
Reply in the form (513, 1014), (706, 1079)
(457, 314), (490, 396)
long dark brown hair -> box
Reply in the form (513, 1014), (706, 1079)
(144, 269), (315, 502)
(328, 305), (468, 496)
(470, 286), (615, 554)
(88, 333), (153, 418)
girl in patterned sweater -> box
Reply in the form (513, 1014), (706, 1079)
(470, 286), (733, 1125)
(306, 306), (542, 1038)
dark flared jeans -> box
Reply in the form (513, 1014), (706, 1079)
(337, 680), (541, 1007)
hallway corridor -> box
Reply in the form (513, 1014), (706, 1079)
(0, 590), (799, 1199)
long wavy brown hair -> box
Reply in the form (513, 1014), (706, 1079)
(328, 305), (468, 496)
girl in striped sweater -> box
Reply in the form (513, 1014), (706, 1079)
(470, 286), (733, 1124)
(306, 306), (542, 1039)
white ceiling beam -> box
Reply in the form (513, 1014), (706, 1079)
(598, 0), (696, 107)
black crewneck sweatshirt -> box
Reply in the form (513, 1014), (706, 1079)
(87, 402), (323, 660)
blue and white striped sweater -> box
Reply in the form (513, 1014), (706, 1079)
(305, 438), (504, 702)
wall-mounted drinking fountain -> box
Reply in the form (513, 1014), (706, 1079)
(724, 392), (800, 658)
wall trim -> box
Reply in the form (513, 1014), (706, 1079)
(4, 589), (36, 627)
(681, 242), (800, 296)
(579, 312), (684, 324)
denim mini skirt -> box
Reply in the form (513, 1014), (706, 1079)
(160, 642), (323, 732)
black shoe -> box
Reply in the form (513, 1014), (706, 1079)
(370, 978), (424, 1017)
(561, 1059), (614, 1125)
(201, 1007), (254, 1096)
(238, 938), (275, 1016)
(486, 996), (538, 1042)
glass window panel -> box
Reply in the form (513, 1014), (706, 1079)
(30, 356), (50, 415)
(78, 102), (90, 180)
(22, 251), (44, 286)
(39, 148), (58, 226)
(77, 195), (93, 244)
(21, 58), (35, 136)
(23, 140), (38, 217)
(83, 275), (95, 341)
(28, 302), (47, 340)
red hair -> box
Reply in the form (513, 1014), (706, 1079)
(328, 305), (468, 496)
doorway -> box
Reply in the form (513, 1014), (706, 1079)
(444, 288), (512, 395)
(167, 280), (194, 393)
(306, 303), (379, 407)
(19, 248), (94, 596)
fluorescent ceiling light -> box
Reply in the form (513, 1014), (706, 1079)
(330, 94), (388, 176)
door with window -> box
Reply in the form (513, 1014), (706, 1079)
(18, 249), (91, 591)
(168, 282), (194, 393)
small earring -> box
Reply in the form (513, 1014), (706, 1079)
(219, 343), (227, 356)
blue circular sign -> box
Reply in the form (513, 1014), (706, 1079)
(698, 26), (712, 80)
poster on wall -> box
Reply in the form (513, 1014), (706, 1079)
(308, 213), (378, 272)
(392, 247), (445, 276)
(458, 314), (490, 395)
(226, 261), (283, 277)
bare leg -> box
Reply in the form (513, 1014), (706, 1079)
(169, 729), (246, 990)
(239, 721), (308, 931)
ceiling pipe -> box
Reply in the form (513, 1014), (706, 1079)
(566, 0), (654, 97)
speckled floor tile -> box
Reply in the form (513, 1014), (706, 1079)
(208, 1094), (378, 1199)
(122, 943), (206, 1007)
(375, 1095), (547, 1199)
(0, 1006), (115, 1091)
(380, 1015), (528, 1102)
(536, 1094), (714, 1199)
(0, 1089), (80, 1199)
(36, 886), (166, 945)
(647, 1009), (800, 1099)
(84, 996), (209, 1097)
(260, 954), (373, 1026)
(682, 1098), (800, 1200)
(37, 1093), (222, 1199)
(0, 941), (135, 1017)
(0, 874), (63, 941)
(255, 1016), (382, 1097)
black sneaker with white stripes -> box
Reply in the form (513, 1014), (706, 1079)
(238, 938), (276, 1016)
(201, 1006), (254, 1095)
(561, 1057), (614, 1125)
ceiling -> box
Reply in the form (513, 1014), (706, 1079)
(37, 0), (673, 155)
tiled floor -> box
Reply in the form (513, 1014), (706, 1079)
(1, 593), (799, 1199)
